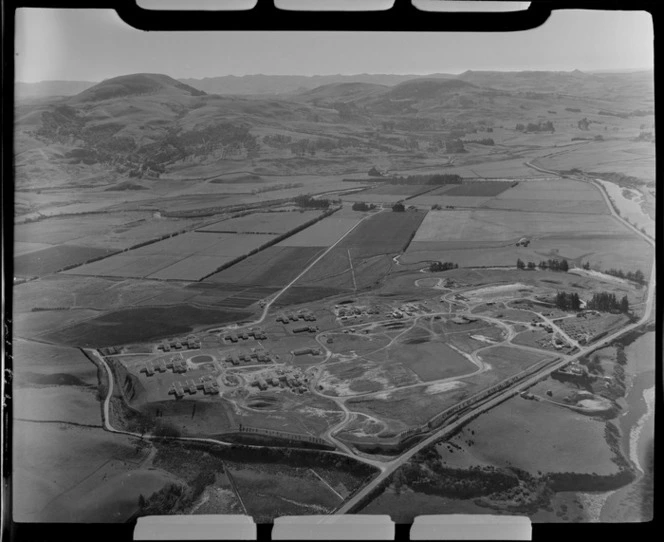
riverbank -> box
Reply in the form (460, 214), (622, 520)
(599, 330), (655, 522)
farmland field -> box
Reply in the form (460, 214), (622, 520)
(205, 246), (324, 287)
(402, 207), (652, 272)
(443, 181), (513, 197)
(337, 210), (426, 257)
(14, 245), (113, 277)
(65, 231), (277, 280)
(13, 422), (167, 522)
(412, 210), (624, 244)
(43, 304), (253, 346)
(197, 210), (321, 234)
(277, 214), (362, 247)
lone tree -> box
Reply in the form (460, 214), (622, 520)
(620, 295), (630, 313)
(516, 258), (526, 270)
(392, 202), (405, 212)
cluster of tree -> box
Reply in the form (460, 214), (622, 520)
(517, 258), (569, 272)
(581, 262), (646, 284)
(515, 121), (555, 133)
(137, 471), (215, 516)
(565, 107), (582, 113)
(294, 194), (332, 209)
(429, 261), (459, 272)
(577, 117), (591, 131)
(392, 202), (405, 212)
(605, 267), (645, 284)
(402, 458), (519, 499)
(368, 166), (383, 177)
(587, 292), (630, 313)
(352, 202), (376, 211)
(554, 291), (582, 311)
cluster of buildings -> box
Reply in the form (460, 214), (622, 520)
(276, 310), (316, 324)
(250, 369), (308, 393)
(223, 349), (274, 365)
(334, 303), (380, 318)
(291, 347), (322, 356)
(168, 375), (220, 399)
(292, 324), (319, 334)
(221, 328), (267, 343)
(140, 356), (189, 377)
(158, 336), (201, 352)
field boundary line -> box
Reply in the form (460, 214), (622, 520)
(309, 469), (344, 501)
(348, 249), (357, 291)
(220, 461), (248, 515)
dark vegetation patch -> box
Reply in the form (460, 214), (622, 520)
(14, 245), (112, 277)
(205, 246), (324, 288)
(337, 211), (426, 257)
(104, 181), (148, 191)
(13, 371), (93, 388)
(45, 304), (251, 347)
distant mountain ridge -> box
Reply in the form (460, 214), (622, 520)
(71, 73), (206, 103)
(17, 69), (653, 99)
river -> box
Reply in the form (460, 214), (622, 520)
(595, 179), (655, 237)
(597, 331), (655, 522)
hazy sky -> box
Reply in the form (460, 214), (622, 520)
(15, 8), (653, 83)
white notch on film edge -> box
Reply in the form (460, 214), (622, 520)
(136, 0), (258, 11)
(272, 515), (395, 540)
(411, 514), (532, 540)
(133, 514), (256, 540)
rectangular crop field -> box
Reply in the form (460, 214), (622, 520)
(14, 245), (112, 277)
(412, 209), (630, 244)
(277, 215), (362, 247)
(204, 246), (324, 287)
(197, 210), (321, 234)
(443, 181), (513, 197)
(64, 232), (277, 280)
(337, 211), (426, 257)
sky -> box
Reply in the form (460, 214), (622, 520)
(15, 8), (654, 83)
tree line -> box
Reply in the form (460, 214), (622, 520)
(517, 258), (569, 272)
(352, 202), (376, 211)
(580, 261), (646, 285)
(294, 194), (333, 209)
(554, 290), (629, 313)
(515, 121), (555, 133)
(429, 261), (459, 272)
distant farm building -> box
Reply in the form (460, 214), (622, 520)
(292, 347), (322, 356)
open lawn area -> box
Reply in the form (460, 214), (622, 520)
(440, 393), (620, 476)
